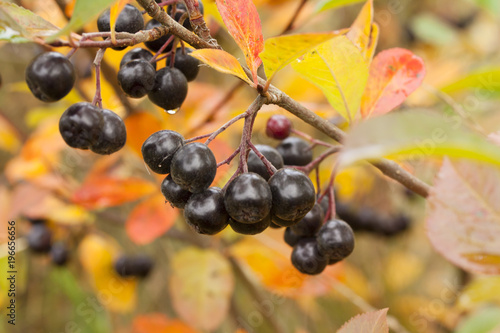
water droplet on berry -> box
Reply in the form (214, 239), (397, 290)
(165, 108), (180, 115)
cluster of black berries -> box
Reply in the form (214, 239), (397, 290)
(97, 3), (202, 110)
(26, 218), (69, 266)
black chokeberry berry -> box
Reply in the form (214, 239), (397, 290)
(27, 217), (46, 225)
(161, 174), (192, 208)
(284, 227), (302, 247)
(266, 115), (292, 140)
(247, 145), (284, 181)
(97, 5), (144, 50)
(120, 48), (157, 70)
(291, 203), (324, 237)
(50, 243), (69, 266)
(269, 168), (316, 222)
(27, 224), (52, 253)
(25, 52), (76, 102)
(276, 137), (313, 166)
(166, 48), (200, 82)
(168, 1), (204, 31)
(184, 187), (228, 235)
(224, 173), (272, 224)
(170, 143), (217, 193)
(291, 238), (327, 275)
(144, 19), (173, 53)
(229, 215), (271, 235)
(148, 67), (188, 111)
(59, 102), (103, 150)
(90, 109), (127, 155)
(114, 255), (154, 278)
(118, 59), (156, 98)
(141, 130), (184, 174)
(316, 219), (355, 261)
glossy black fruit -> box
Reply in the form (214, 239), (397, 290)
(291, 204), (324, 237)
(144, 19), (173, 53)
(291, 238), (327, 275)
(50, 243), (69, 266)
(26, 52), (76, 102)
(148, 67), (188, 110)
(170, 143), (217, 193)
(27, 224), (52, 253)
(141, 130), (184, 174)
(27, 217), (46, 225)
(284, 227), (302, 247)
(266, 115), (292, 140)
(269, 168), (316, 222)
(118, 59), (156, 98)
(59, 102), (103, 150)
(161, 174), (192, 208)
(224, 173), (272, 224)
(97, 5), (144, 50)
(120, 48), (156, 70)
(90, 109), (127, 155)
(184, 187), (228, 235)
(166, 48), (200, 81)
(114, 255), (154, 278)
(316, 219), (355, 261)
(247, 144), (284, 181)
(229, 215), (270, 235)
(168, 1), (204, 31)
(276, 137), (313, 166)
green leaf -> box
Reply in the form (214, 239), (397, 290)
(48, 0), (118, 41)
(291, 35), (369, 123)
(338, 110), (500, 168)
(315, 0), (365, 13)
(455, 307), (500, 333)
(0, 2), (59, 43)
(409, 13), (458, 45)
(441, 68), (500, 95)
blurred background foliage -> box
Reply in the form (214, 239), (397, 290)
(1, 0), (500, 332)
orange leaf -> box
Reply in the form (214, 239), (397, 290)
(190, 49), (254, 86)
(361, 48), (425, 118)
(109, 0), (129, 44)
(209, 138), (235, 186)
(215, 0), (263, 84)
(72, 177), (156, 209)
(126, 194), (179, 244)
(125, 111), (164, 156)
(133, 314), (198, 333)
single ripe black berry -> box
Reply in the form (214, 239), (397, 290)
(26, 52), (75, 102)
(141, 130), (184, 174)
(118, 59), (156, 98)
(284, 227), (302, 247)
(247, 145), (284, 181)
(27, 217), (46, 225)
(50, 243), (69, 266)
(168, 1), (204, 31)
(27, 224), (52, 253)
(291, 238), (327, 275)
(229, 215), (271, 235)
(224, 173), (272, 224)
(120, 48), (157, 70)
(266, 115), (292, 140)
(114, 255), (154, 278)
(161, 174), (192, 208)
(148, 67), (188, 111)
(319, 196), (330, 215)
(291, 204), (324, 237)
(276, 137), (313, 166)
(133, 255), (154, 277)
(316, 219), (355, 261)
(144, 19), (173, 53)
(97, 5), (144, 50)
(166, 48), (200, 81)
(269, 168), (316, 222)
(184, 187), (228, 235)
(59, 102), (103, 150)
(170, 143), (217, 193)
(90, 109), (127, 155)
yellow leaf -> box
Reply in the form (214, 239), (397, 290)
(384, 252), (424, 292)
(170, 247), (234, 331)
(0, 114), (21, 153)
(78, 234), (137, 312)
(346, 0), (378, 62)
(190, 49), (254, 86)
(109, 0), (129, 44)
(457, 277), (500, 311)
(260, 30), (348, 85)
(365, 23), (379, 63)
(291, 35), (369, 122)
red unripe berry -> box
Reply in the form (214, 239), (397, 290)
(266, 115), (292, 140)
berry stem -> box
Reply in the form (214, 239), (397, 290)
(291, 128), (335, 148)
(156, 0), (179, 6)
(217, 148), (240, 168)
(151, 50), (173, 63)
(204, 113), (247, 145)
(247, 141), (277, 175)
(92, 48), (106, 109)
(296, 146), (341, 175)
(151, 34), (176, 62)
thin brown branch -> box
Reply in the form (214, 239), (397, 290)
(281, 0), (308, 34)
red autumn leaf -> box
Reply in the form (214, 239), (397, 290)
(361, 48), (425, 118)
(126, 194), (179, 245)
(72, 176), (156, 210)
(215, 0), (264, 85)
(132, 313), (198, 333)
